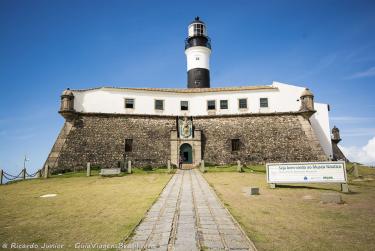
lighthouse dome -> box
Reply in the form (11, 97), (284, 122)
(62, 88), (73, 96)
(301, 88), (314, 97)
(188, 16), (207, 37)
(190, 16), (205, 25)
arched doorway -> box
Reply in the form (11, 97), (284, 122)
(180, 143), (193, 164)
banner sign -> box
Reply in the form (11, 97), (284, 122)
(266, 161), (347, 184)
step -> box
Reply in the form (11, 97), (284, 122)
(181, 164), (195, 170)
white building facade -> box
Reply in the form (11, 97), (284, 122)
(70, 81), (333, 159)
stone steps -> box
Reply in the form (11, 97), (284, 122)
(181, 164), (195, 170)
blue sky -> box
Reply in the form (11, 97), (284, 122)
(1, 0), (375, 173)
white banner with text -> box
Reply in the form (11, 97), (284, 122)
(266, 161), (347, 184)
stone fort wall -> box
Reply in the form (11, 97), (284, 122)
(194, 114), (327, 165)
(49, 113), (327, 172)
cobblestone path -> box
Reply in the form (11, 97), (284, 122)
(123, 169), (256, 251)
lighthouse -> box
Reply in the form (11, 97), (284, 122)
(185, 17), (211, 88)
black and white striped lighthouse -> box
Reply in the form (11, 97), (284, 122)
(185, 17), (211, 88)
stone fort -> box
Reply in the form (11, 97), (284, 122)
(44, 17), (346, 172)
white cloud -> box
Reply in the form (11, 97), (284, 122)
(348, 66), (375, 79)
(341, 136), (375, 166)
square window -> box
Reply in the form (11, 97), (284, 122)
(231, 139), (240, 151)
(181, 101), (189, 111)
(220, 100), (228, 109)
(239, 99), (247, 109)
(125, 139), (133, 152)
(125, 98), (134, 109)
(155, 100), (164, 110)
(260, 98), (268, 108)
(207, 100), (216, 110)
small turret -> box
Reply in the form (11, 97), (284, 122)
(59, 88), (75, 121)
(331, 125), (348, 161)
(331, 126), (341, 144)
(299, 88), (315, 119)
(300, 88), (315, 111)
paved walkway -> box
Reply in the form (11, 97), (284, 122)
(123, 169), (256, 251)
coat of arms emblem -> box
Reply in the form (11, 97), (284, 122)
(179, 117), (193, 139)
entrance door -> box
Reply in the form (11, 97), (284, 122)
(180, 143), (193, 164)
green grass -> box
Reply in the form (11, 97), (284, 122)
(204, 165), (375, 251)
(0, 172), (172, 250)
(345, 162), (375, 177)
(47, 167), (175, 178)
(204, 164), (266, 173)
(204, 162), (374, 179)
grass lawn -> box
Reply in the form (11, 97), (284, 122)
(0, 168), (172, 250)
(204, 165), (375, 251)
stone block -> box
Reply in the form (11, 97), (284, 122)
(320, 193), (343, 204)
(341, 183), (350, 193)
(44, 165), (49, 179)
(249, 187), (259, 195)
(353, 165), (359, 178)
(49, 152), (59, 158)
(242, 187), (260, 195)
(200, 160), (206, 173)
(100, 168), (121, 176)
(86, 162), (91, 177)
(127, 161), (132, 174)
(237, 160), (243, 172)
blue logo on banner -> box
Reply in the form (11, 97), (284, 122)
(304, 176), (308, 180)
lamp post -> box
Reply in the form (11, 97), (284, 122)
(23, 155), (29, 180)
(23, 155), (29, 169)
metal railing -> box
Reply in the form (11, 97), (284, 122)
(185, 36), (211, 49)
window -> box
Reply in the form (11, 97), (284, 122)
(194, 80), (201, 86)
(207, 100), (216, 110)
(260, 98), (268, 108)
(125, 98), (134, 109)
(239, 98), (247, 109)
(181, 101), (189, 111)
(125, 139), (133, 152)
(231, 139), (240, 151)
(220, 100), (228, 109)
(155, 100), (164, 110)
(194, 23), (205, 36)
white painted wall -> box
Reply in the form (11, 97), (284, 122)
(71, 81), (332, 159)
(310, 103), (333, 158)
(72, 82), (316, 116)
(185, 46), (211, 71)
(188, 25), (195, 37)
